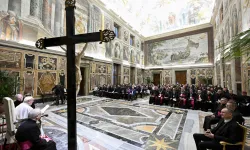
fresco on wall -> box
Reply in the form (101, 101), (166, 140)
(136, 52), (140, 64)
(0, 11), (22, 41)
(123, 45), (129, 61)
(147, 32), (208, 66)
(0, 49), (21, 68)
(123, 30), (129, 43)
(113, 41), (122, 59)
(105, 17), (112, 58)
(85, 5), (102, 58)
(99, 0), (214, 37)
(232, 4), (238, 37)
(38, 56), (57, 70)
(238, 1), (242, 33)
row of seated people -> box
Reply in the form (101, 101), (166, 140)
(148, 84), (250, 116)
(93, 84), (150, 101)
(194, 99), (246, 150)
(194, 106), (245, 150)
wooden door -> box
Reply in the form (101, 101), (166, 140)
(153, 74), (160, 85)
(175, 71), (186, 84)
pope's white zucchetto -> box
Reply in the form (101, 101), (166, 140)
(23, 96), (34, 102)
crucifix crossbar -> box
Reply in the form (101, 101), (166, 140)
(35, 30), (115, 49)
(35, 1), (115, 150)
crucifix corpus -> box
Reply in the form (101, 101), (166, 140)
(35, 0), (115, 149)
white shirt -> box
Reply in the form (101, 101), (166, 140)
(15, 103), (33, 120)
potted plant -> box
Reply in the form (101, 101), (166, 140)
(219, 28), (250, 61)
(0, 70), (20, 103)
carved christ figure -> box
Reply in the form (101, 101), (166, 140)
(61, 43), (88, 96)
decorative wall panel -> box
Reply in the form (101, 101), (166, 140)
(25, 54), (35, 69)
(225, 64), (231, 89)
(37, 72), (56, 95)
(89, 61), (112, 90)
(137, 69), (143, 84)
(163, 70), (171, 84)
(24, 71), (34, 95)
(0, 49), (21, 68)
(38, 56), (57, 70)
(123, 67), (130, 84)
(58, 58), (66, 70)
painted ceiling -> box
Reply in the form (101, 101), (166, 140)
(100, 0), (215, 37)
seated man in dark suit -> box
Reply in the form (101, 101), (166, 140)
(193, 108), (243, 150)
(203, 97), (227, 131)
(226, 100), (245, 125)
(15, 109), (57, 150)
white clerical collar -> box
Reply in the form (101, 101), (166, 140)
(224, 119), (232, 123)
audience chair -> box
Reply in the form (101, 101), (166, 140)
(219, 123), (247, 150)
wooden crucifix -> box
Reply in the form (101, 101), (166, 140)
(35, 0), (115, 150)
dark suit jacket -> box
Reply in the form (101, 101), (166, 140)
(211, 119), (243, 144)
(15, 119), (48, 150)
(233, 110), (245, 125)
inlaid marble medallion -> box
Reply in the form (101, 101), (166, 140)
(51, 98), (187, 149)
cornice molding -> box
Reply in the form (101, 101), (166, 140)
(0, 40), (65, 56)
(145, 23), (213, 41)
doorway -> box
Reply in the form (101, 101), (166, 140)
(113, 63), (121, 85)
(153, 74), (160, 85)
(79, 67), (85, 96)
(130, 67), (135, 84)
(175, 71), (187, 84)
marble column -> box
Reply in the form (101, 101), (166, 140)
(42, 0), (50, 29)
(60, 5), (65, 36)
(30, 0), (40, 18)
(50, 0), (55, 34)
(135, 67), (138, 84)
(172, 70), (176, 84)
(187, 69), (191, 85)
(230, 59), (236, 93)
(214, 65), (217, 85)
(8, 0), (21, 16)
(21, 0), (31, 18)
(54, 0), (61, 36)
(0, 0), (9, 12)
(120, 65), (124, 84)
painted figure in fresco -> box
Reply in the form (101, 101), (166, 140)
(105, 21), (112, 58)
(124, 31), (129, 42)
(114, 42), (120, 58)
(0, 11), (22, 41)
(61, 43), (88, 96)
(168, 12), (176, 26)
(123, 46), (129, 61)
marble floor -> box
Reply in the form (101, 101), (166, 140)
(36, 95), (250, 150)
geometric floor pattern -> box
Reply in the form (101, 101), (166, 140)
(35, 95), (250, 150)
(51, 99), (187, 149)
